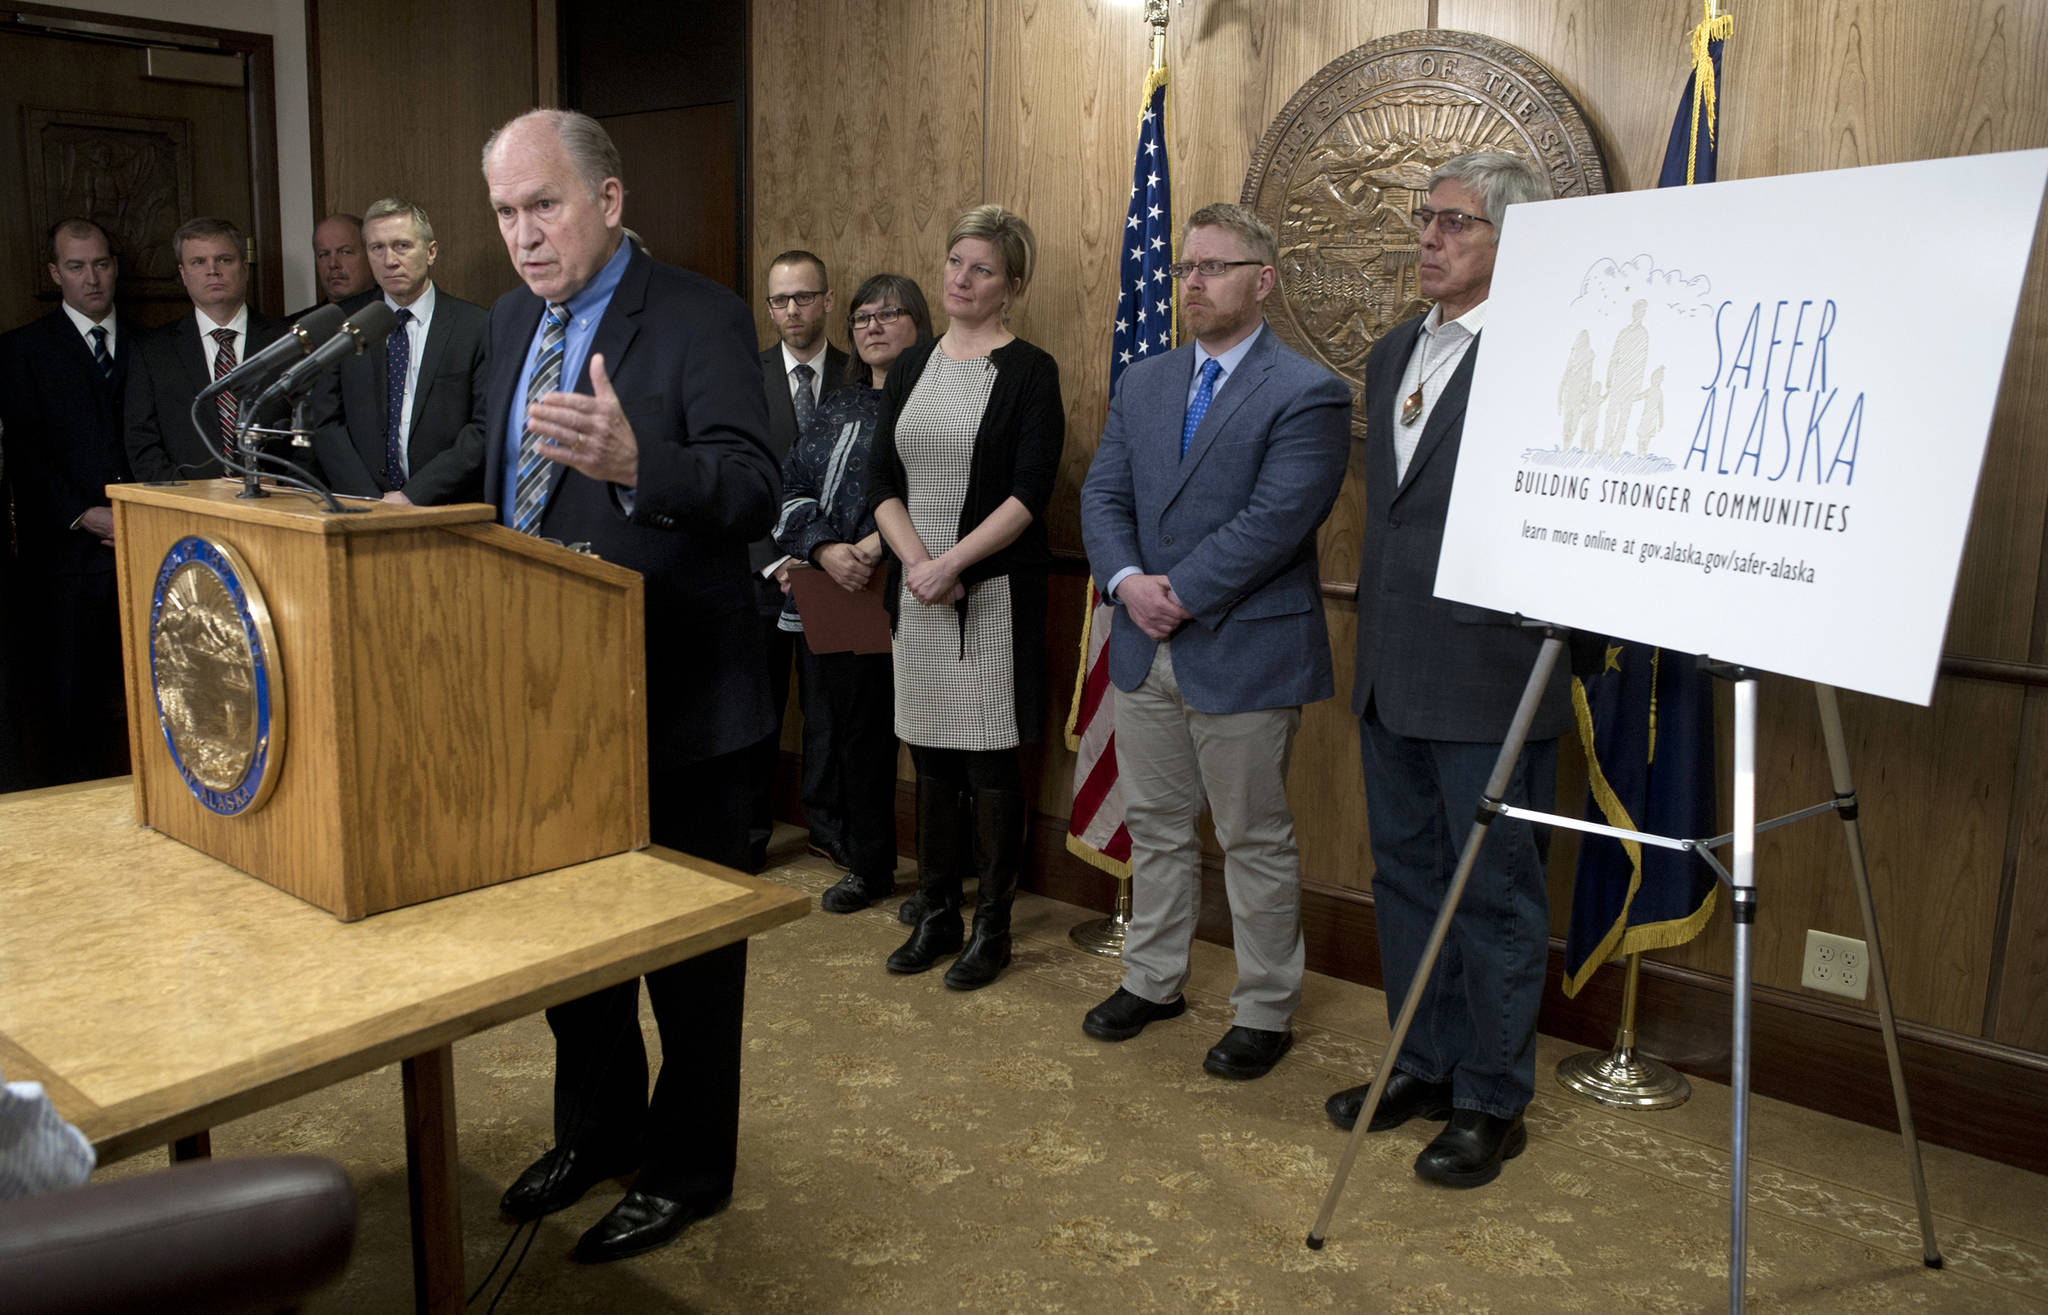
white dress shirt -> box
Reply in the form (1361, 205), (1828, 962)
(59, 302), (116, 360)
(1391, 300), (1486, 484)
(780, 340), (830, 410)
(195, 304), (252, 376)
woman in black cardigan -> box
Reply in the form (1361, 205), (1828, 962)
(867, 204), (1065, 989)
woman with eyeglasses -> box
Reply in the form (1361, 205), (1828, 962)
(866, 204), (1065, 990)
(771, 274), (934, 915)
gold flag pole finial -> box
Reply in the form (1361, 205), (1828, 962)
(1144, 0), (1176, 72)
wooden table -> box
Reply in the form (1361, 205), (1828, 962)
(0, 780), (808, 1313)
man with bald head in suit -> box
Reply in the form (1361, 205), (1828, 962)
(474, 107), (779, 1263)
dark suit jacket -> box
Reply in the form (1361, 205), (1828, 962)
(309, 288), (489, 503)
(479, 243), (780, 767)
(1352, 314), (1571, 743)
(752, 341), (849, 604)
(1080, 327), (1352, 716)
(0, 309), (134, 577)
(123, 309), (291, 482)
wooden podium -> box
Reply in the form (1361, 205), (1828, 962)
(109, 482), (649, 921)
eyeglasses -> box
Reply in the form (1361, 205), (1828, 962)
(1166, 260), (1264, 281)
(766, 290), (825, 309)
(850, 307), (910, 329)
(1413, 207), (1494, 237)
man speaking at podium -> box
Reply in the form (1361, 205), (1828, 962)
(475, 109), (779, 1262)
(1331, 151), (1571, 1189)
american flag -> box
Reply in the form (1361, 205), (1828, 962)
(1067, 64), (1174, 878)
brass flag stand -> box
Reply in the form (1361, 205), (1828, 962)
(1304, 629), (1943, 1314)
(1554, 952), (1691, 1109)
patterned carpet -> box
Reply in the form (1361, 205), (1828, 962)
(101, 836), (2048, 1312)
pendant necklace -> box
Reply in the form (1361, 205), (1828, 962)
(1400, 335), (1461, 426)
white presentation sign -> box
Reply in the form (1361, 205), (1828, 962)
(1435, 149), (2048, 705)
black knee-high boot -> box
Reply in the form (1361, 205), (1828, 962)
(944, 788), (1024, 990)
(886, 777), (967, 973)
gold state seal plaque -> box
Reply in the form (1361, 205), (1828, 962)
(148, 535), (287, 816)
(1242, 30), (1608, 432)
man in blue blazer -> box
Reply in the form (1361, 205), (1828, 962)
(309, 197), (487, 504)
(475, 109), (779, 1263)
(1079, 203), (1351, 1081)
(1326, 151), (1572, 1190)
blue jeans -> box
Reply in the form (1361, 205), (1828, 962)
(1359, 711), (1556, 1119)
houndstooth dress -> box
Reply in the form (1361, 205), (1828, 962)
(891, 351), (1017, 750)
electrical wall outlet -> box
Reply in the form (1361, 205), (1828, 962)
(1801, 929), (1869, 1000)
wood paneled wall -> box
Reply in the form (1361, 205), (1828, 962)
(309, 0), (544, 312)
(751, 0), (2048, 1061)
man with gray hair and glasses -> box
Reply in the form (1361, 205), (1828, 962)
(1326, 150), (1571, 1190)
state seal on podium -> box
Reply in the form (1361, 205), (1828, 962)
(148, 535), (286, 816)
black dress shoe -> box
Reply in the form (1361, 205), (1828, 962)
(1324, 1071), (1456, 1132)
(819, 870), (892, 914)
(573, 1189), (730, 1263)
(1081, 987), (1186, 1041)
(499, 1146), (637, 1221)
(1202, 1025), (1294, 1079)
(806, 838), (852, 868)
(1413, 1109), (1528, 1188)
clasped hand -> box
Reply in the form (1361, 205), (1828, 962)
(905, 554), (966, 606)
(1120, 573), (1192, 641)
(817, 540), (880, 592)
(525, 352), (639, 487)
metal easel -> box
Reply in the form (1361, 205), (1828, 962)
(1302, 627), (1943, 1313)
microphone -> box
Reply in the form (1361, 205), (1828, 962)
(195, 302), (348, 402)
(252, 302), (402, 413)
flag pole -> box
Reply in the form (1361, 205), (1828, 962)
(1068, 0), (1180, 961)
(1555, 950), (1692, 1108)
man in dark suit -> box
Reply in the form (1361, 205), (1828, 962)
(746, 249), (850, 870)
(477, 108), (779, 1263)
(1325, 152), (1570, 1189)
(285, 214), (378, 322)
(124, 217), (290, 483)
(309, 197), (487, 504)
(1078, 204), (1352, 1081)
(0, 218), (135, 785)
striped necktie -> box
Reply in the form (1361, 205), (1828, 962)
(383, 308), (413, 491)
(89, 325), (112, 380)
(512, 304), (569, 534)
(211, 328), (239, 456)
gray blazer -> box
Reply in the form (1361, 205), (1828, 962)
(1080, 325), (1351, 716)
(1351, 314), (1572, 742)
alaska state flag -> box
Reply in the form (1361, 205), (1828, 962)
(1561, 5), (1731, 996)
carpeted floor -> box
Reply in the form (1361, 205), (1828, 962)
(101, 832), (2048, 1312)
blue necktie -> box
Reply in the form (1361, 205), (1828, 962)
(1181, 358), (1221, 459)
(382, 308), (413, 491)
(88, 325), (112, 380)
(513, 304), (569, 534)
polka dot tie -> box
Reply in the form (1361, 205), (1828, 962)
(1181, 358), (1221, 459)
